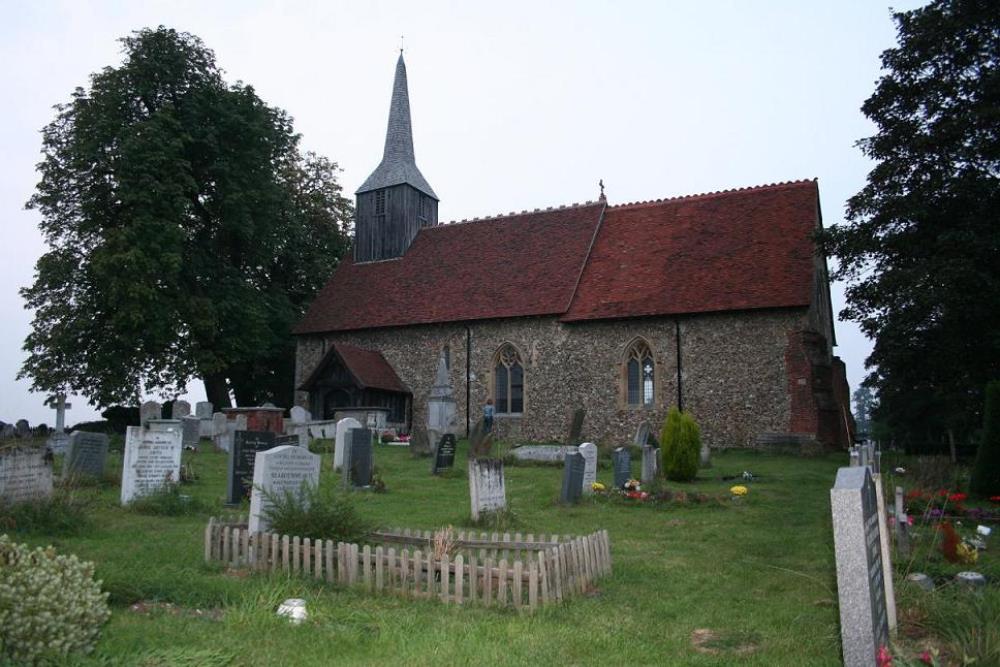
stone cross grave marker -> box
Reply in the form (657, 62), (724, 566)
(633, 422), (651, 447)
(566, 408), (586, 445)
(343, 428), (373, 489)
(641, 445), (658, 484)
(468, 458), (507, 521)
(613, 447), (631, 489)
(0, 445), (54, 504)
(195, 401), (214, 419)
(47, 392), (71, 454)
(172, 400), (191, 419)
(248, 445), (321, 533)
(63, 431), (108, 480)
(831, 466), (891, 667)
(334, 417), (362, 471)
(431, 433), (457, 474)
(140, 401), (161, 427)
(120, 424), (182, 504)
(227, 431), (278, 505)
(579, 442), (597, 494)
(181, 416), (201, 448)
(560, 451), (585, 505)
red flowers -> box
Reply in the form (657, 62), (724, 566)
(948, 492), (967, 503)
(877, 645), (893, 667)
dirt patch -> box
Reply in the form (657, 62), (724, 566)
(691, 628), (760, 656)
(128, 600), (223, 621)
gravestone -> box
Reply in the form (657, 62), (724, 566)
(248, 445), (321, 533)
(197, 402), (215, 438)
(172, 400), (191, 419)
(0, 446), (53, 503)
(276, 434), (301, 448)
(427, 353), (457, 450)
(181, 416), (201, 448)
(633, 422), (651, 447)
(0, 423), (13, 439)
(227, 431), (278, 504)
(342, 427), (373, 489)
(894, 486), (910, 558)
(510, 445), (577, 462)
(560, 451), (585, 505)
(641, 445), (658, 484)
(290, 406), (311, 424)
(566, 408), (586, 445)
(431, 433), (457, 474)
(195, 401), (214, 419)
(140, 401), (161, 427)
(333, 417), (362, 471)
(214, 414), (247, 453)
(212, 412), (228, 437)
(579, 442), (597, 494)
(699, 441), (711, 468)
(63, 431), (109, 479)
(15, 420), (29, 438)
(468, 458), (507, 521)
(613, 447), (631, 489)
(120, 425), (182, 504)
(831, 466), (891, 667)
(307, 420), (338, 440)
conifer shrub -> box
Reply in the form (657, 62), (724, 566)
(0, 535), (110, 663)
(970, 380), (1000, 498)
(660, 407), (700, 482)
(262, 484), (374, 543)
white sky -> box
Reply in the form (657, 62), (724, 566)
(0, 0), (923, 426)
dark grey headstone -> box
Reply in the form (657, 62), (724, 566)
(64, 431), (109, 479)
(181, 416), (201, 448)
(831, 466), (890, 667)
(227, 431), (277, 504)
(560, 451), (585, 505)
(612, 447), (631, 489)
(431, 434), (457, 474)
(567, 409), (586, 444)
(343, 428), (373, 489)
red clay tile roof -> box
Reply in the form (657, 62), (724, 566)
(563, 180), (820, 321)
(294, 180), (820, 334)
(294, 202), (606, 333)
(299, 343), (410, 393)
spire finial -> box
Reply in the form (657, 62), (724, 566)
(400, 34), (404, 55)
(599, 179), (606, 201)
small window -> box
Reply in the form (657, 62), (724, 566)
(625, 340), (654, 407)
(375, 190), (386, 215)
(494, 344), (525, 414)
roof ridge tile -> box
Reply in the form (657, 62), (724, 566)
(433, 198), (604, 227)
(608, 178), (817, 211)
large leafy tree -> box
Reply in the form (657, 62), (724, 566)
(821, 1), (1000, 447)
(21, 27), (352, 409)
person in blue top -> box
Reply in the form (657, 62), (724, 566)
(483, 399), (495, 433)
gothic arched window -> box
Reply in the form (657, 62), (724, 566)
(625, 339), (654, 407)
(493, 344), (524, 414)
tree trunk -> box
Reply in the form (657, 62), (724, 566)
(948, 428), (957, 464)
(203, 373), (232, 410)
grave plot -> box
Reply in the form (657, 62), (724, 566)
(204, 518), (611, 611)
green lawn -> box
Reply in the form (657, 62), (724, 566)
(18, 441), (852, 666)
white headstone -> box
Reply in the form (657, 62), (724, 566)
(290, 406), (311, 423)
(334, 417), (362, 471)
(579, 442), (598, 494)
(120, 425), (182, 504)
(0, 446), (54, 503)
(248, 445), (321, 533)
(468, 458), (507, 521)
(172, 400), (191, 419)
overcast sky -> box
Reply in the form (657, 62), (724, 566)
(1, 0), (923, 426)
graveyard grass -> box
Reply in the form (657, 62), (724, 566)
(23, 441), (850, 666)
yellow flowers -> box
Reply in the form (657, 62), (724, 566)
(730, 485), (749, 497)
(956, 541), (978, 565)
(592, 482), (606, 492)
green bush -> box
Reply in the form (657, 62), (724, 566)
(262, 483), (374, 543)
(970, 380), (1000, 497)
(660, 407), (700, 482)
(0, 535), (110, 663)
(0, 488), (91, 536)
(127, 484), (205, 516)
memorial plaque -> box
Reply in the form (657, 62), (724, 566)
(560, 452), (585, 505)
(227, 431), (278, 504)
(333, 417), (362, 470)
(120, 425), (182, 504)
(612, 447), (631, 489)
(641, 445), (658, 484)
(431, 434), (457, 474)
(343, 428), (373, 489)
(0, 446), (53, 503)
(181, 416), (201, 448)
(63, 431), (109, 479)
(579, 442), (597, 494)
(831, 466), (891, 667)
(248, 445), (321, 533)
(468, 458), (507, 521)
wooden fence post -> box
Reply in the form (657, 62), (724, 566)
(454, 554), (464, 605)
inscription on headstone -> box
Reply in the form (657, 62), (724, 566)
(560, 451), (585, 505)
(0, 446), (53, 503)
(579, 442), (597, 494)
(120, 425), (182, 504)
(468, 458), (507, 521)
(334, 417), (362, 471)
(612, 447), (631, 489)
(248, 445), (321, 533)
(431, 434), (457, 474)
(63, 431), (109, 479)
(831, 466), (891, 667)
(227, 431), (278, 504)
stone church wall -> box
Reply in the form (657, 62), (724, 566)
(295, 307), (829, 448)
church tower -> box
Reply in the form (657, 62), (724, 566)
(354, 53), (438, 262)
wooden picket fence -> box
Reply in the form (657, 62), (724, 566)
(204, 517), (611, 611)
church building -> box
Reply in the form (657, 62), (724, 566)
(293, 54), (854, 451)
